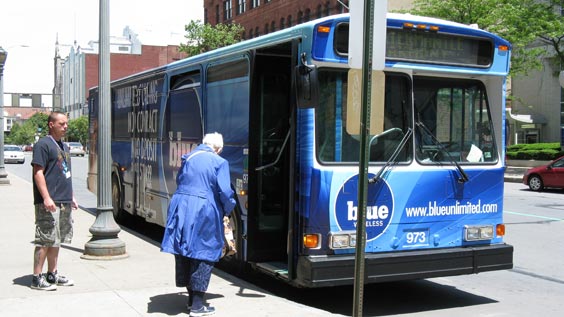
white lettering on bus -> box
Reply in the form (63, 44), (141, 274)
(169, 140), (198, 168)
(132, 80), (159, 108)
(128, 109), (158, 133)
(347, 201), (389, 221)
(131, 137), (157, 162)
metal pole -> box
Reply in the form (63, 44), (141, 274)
(353, 0), (374, 316)
(0, 46), (10, 185)
(82, 0), (127, 259)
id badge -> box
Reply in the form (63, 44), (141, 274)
(65, 171), (72, 178)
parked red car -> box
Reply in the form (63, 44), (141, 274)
(522, 156), (564, 191)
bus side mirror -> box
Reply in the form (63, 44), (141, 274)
(295, 63), (319, 108)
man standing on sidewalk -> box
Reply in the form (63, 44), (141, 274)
(30, 111), (78, 290)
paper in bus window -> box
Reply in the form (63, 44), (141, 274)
(466, 144), (483, 162)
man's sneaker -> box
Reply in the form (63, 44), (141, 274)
(30, 274), (57, 291)
(189, 306), (215, 317)
(46, 271), (74, 286)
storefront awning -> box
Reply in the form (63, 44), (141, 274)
(506, 109), (547, 124)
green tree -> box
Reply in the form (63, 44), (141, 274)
(536, 0), (564, 74)
(408, 0), (561, 76)
(67, 116), (89, 144)
(26, 112), (49, 138)
(5, 112), (49, 145)
(179, 20), (245, 56)
(5, 122), (36, 145)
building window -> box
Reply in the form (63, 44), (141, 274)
(271, 21), (276, 32)
(325, 1), (331, 16)
(298, 11), (303, 24)
(204, 8), (208, 24)
(251, 0), (260, 9)
(224, 1), (232, 21)
(305, 8), (311, 22)
(317, 5), (322, 18)
(255, 26), (260, 37)
(249, 29), (254, 38)
(280, 17), (285, 29)
(216, 5), (220, 24)
(7, 118), (13, 131)
(238, 0), (246, 14)
(264, 23), (269, 34)
(287, 15), (292, 27)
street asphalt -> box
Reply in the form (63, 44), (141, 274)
(0, 166), (526, 316)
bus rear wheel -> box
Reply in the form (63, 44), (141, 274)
(112, 175), (128, 223)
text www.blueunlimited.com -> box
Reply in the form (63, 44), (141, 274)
(405, 200), (499, 217)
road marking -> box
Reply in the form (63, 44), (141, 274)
(505, 211), (563, 222)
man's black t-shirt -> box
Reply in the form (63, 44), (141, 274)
(31, 136), (73, 205)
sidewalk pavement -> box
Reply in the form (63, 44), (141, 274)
(0, 174), (340, 317)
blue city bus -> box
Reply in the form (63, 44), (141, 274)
(88, 13), (513, 287)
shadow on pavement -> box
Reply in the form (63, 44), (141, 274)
(12, 275), (32, 288)
(147, 291), (187, 315)
(235, 276), (498, 316)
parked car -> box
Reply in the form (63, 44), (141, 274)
(67, 142), (86, 157)
(4, 145), (25, 164)
(522, 155), (564, 191)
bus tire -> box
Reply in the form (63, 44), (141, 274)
(112, 175), (128, 223)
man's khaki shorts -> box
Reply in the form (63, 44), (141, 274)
(34, 203), (73, 247)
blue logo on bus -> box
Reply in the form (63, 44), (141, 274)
(335, 174), (394, 241)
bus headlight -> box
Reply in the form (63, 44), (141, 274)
(464, 225), (494, 241)
(329, 231), (357, 249)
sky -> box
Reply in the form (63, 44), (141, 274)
(0, 0), (204, 95)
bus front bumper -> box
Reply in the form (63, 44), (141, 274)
(295, 244), (513, 288)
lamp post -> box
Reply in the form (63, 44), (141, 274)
(0, 46), (10, 185)
(82, 0), (127, 259)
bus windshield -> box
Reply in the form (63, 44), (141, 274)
(316, 71), (497, 165)
(414, 77), (497, 164)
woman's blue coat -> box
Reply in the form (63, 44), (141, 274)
(161, 144), (236, 262)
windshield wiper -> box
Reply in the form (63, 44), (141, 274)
(369, 128), (413, 184)
(415, 121), (469, 183)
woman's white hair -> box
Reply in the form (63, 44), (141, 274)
(202, 132), (224, 151)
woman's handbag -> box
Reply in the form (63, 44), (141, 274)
(221, 216), (237, 258)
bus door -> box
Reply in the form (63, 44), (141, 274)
(248, 42), (294, 270)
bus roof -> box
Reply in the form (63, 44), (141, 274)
(98, 12), (510, 88)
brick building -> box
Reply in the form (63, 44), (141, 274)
(54, 27), (187, 119)
(202, 1), (414, 39)
(203, 0), (349, 39)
